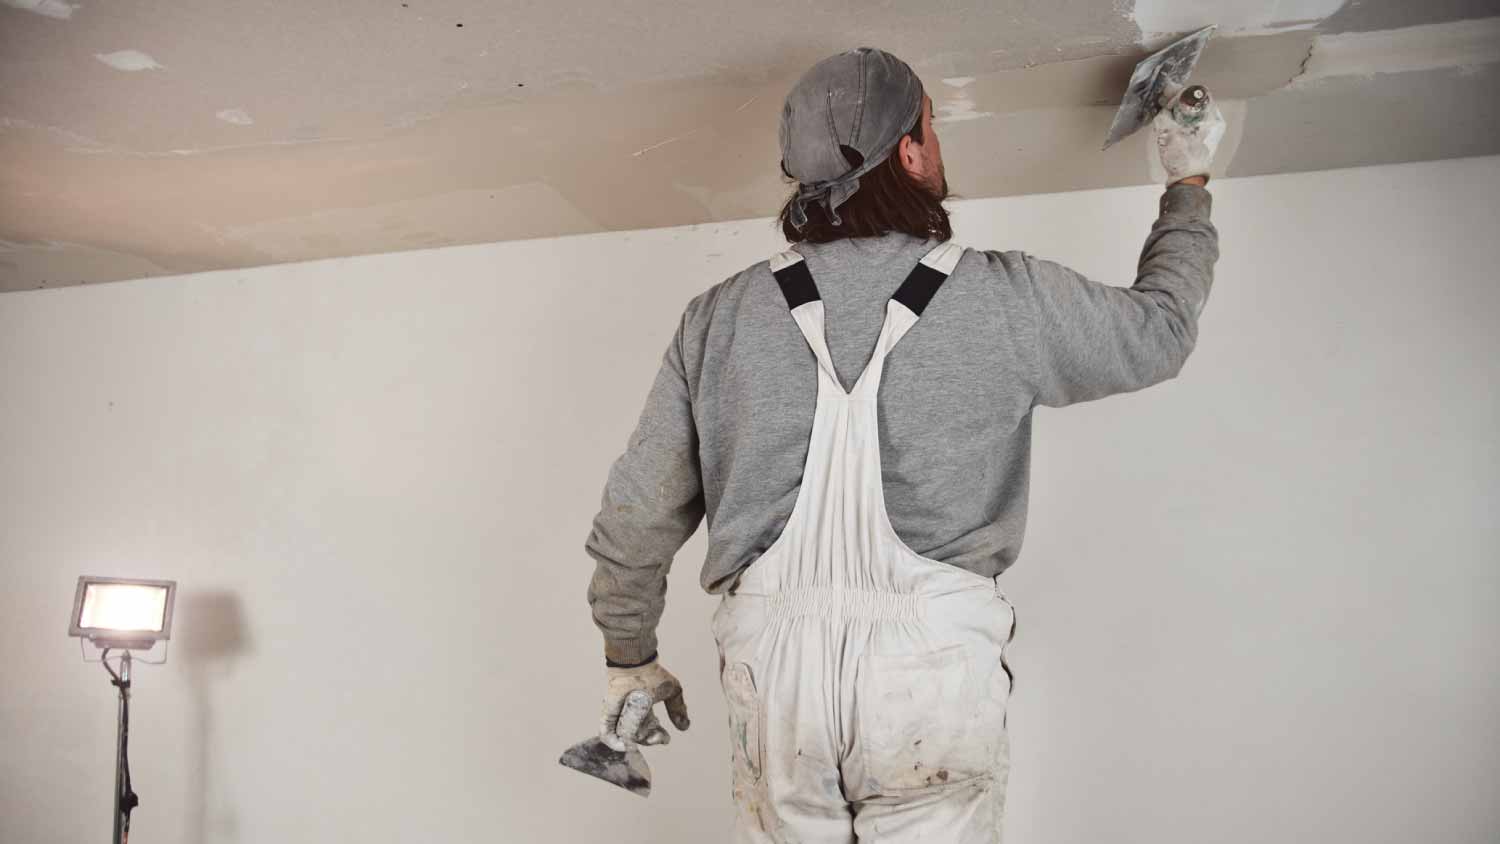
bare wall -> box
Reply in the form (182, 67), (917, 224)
(1, 155), (1497, 843)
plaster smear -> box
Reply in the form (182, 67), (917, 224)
(1294, 17), (1500, 86)
(216, 108), (254, 126)
(1129, 0), (1347, 38)
(1, 0), (77, 19)
(936, 76), (994, 124)
(933, 32), (1315, 121)
(95, 50), (164, 72)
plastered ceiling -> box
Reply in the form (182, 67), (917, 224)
(2, 0), (1498, 292)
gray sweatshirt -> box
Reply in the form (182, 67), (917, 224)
(585, 183), (1218, 666)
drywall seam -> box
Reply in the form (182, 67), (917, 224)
(1129, 0), (1348, 39)
(1293, 17), (1500, 86)
(66, 134), (362, 158)
(0, 117), (112, 151)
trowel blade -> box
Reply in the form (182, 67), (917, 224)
(1102, 24), (1218, 150)
(559, 736), (652, 797)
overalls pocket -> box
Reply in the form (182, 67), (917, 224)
(721, 661), (765, 785)
(856, 642), (1005, 792)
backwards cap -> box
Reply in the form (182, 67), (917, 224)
(779, 47), (924, 230)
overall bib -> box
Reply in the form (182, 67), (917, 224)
(711, 242), (1019, 843)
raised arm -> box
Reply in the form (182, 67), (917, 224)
(1021, 180), (1220, 408)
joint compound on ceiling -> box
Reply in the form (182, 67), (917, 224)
(216, 109), (254, 126)
(1129, 0), (1348, 39)
(94, 50), (165, 72)
(1, 0), (78, 19)
(936, 76), (992, 125)
(1293, 17), (1500, 86)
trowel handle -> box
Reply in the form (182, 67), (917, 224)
(1170, 84), (1212, 125)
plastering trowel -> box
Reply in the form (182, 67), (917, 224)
(1103, 24), (1218, 150)
(558, 689), (655, 797)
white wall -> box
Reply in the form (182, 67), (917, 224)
(2, 155), (1497, 844)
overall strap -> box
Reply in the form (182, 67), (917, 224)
(890, 242), (963, 317)
(769, 242), (965, 396)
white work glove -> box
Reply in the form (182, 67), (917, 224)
(1153, 86), (1226, 185)
(599, 657), (691, 752)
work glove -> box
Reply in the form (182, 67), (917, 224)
(1153, 85), (1227, 185)
(599, 656), (691, 752)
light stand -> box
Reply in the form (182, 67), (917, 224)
(100, 649), (140, 844)
(68, 576), (177, 844)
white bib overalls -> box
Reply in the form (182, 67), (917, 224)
(711, 243), (1019, 843)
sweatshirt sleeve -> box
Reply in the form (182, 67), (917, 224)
(584, 303), (706, 666)
(1020, 183), (1219, 408)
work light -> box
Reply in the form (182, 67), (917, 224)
(69, 577), (176, 650)
(68, 575), (178, 844)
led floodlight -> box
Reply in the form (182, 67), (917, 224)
(69, 576), (176, 650)
(69, 575), (177, 844)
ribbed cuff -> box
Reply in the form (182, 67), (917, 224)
(1161, 182), (1212, 219)
(606, 651), (659, 669)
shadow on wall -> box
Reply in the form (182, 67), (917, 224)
(177, 591), (251, 844)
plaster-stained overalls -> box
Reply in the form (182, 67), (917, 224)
(711, 242), (1019, 843)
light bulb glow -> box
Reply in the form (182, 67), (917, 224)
(78, 583), (168, 632)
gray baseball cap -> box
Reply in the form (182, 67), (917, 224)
(779, 47), (925, 230)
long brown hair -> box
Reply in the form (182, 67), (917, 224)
(777, 119), (953, 244)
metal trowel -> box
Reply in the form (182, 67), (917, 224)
(1103, 24), (1218, 150)
(558, 689), (655, 797)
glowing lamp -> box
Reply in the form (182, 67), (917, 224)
(68, 576), (177, 844)
(69, 576), (176, 650)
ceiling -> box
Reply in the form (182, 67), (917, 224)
(2, 0), (1498, 292)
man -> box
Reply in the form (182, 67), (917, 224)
(584, 46), (1222, 841)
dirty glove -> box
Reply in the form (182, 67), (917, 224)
(1153, 85), (1226, 185)
(599, 656), (691, 752)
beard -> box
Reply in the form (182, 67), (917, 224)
(930, 170), (949, 199)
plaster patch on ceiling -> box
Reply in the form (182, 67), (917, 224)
(1292, 17), (1500, 87)
(1316, 0), (1500, 35)
(94, 50), (164, 72)
(1228, 62), (1500, 179)
(216, 109), (255, 126)
(935, 85), (993, 125)
(1129, 0), (1349, 39)
(936, 78), (989, 123)
(1, 0), (77, 19)
(935, 32), (1316, 123)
